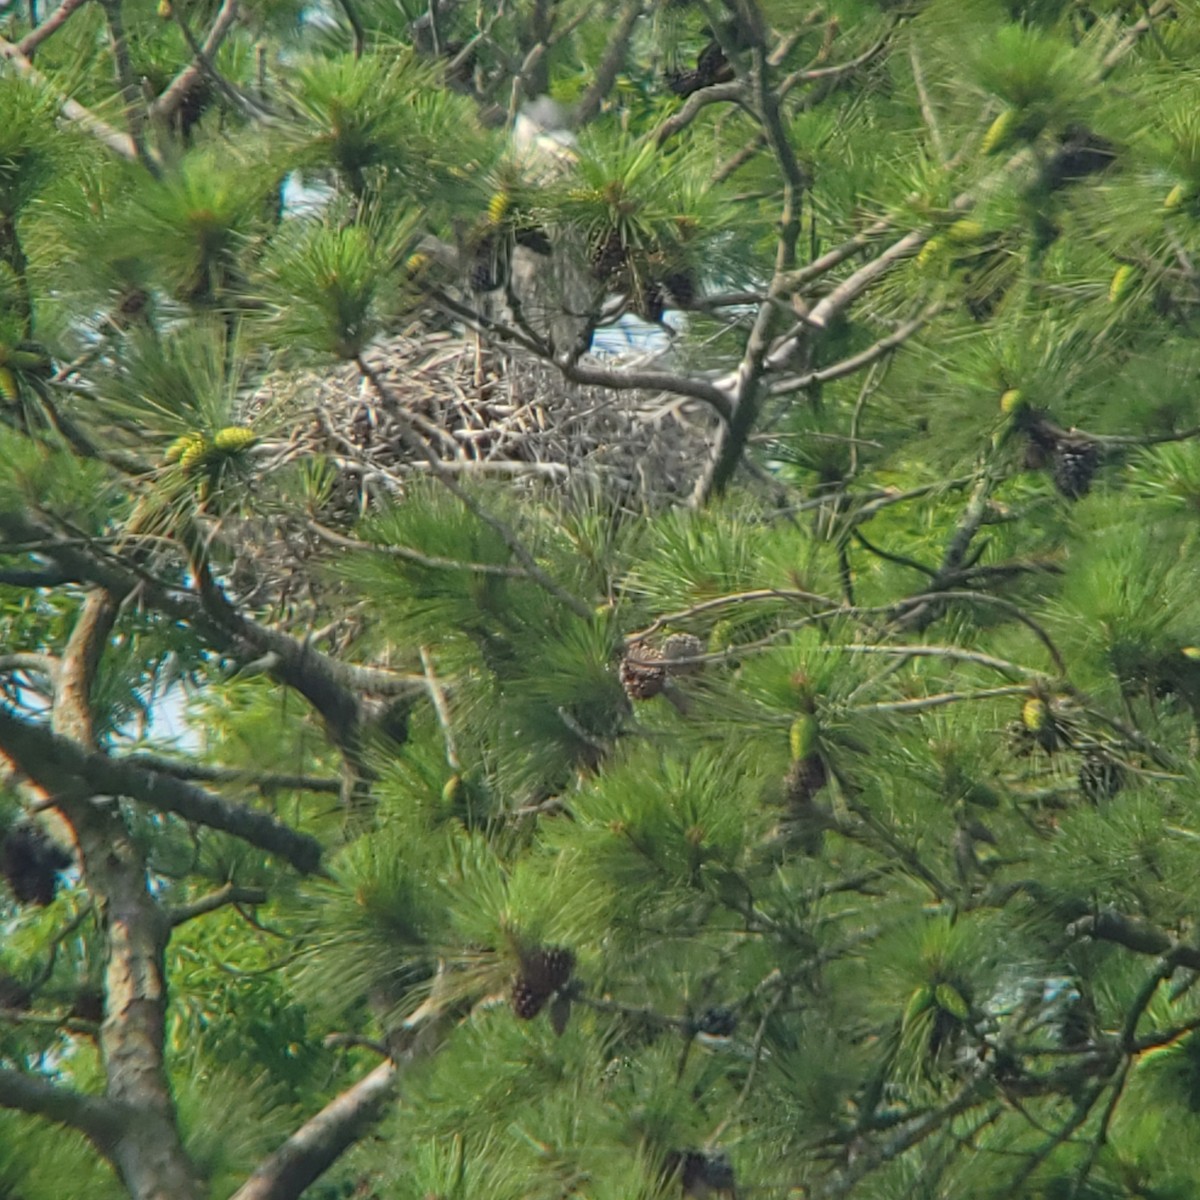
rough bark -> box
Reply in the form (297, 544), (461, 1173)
(51, 592), (205, 1200)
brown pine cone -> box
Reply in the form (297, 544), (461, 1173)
(784, 754), (828, 807)
(620, 644), (667, 700)
(662, 632), (705, 676)
(511, 977), (551, 1020)
(511, 945), (575, 1019)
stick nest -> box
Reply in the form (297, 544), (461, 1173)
(225, 325), (718, 627)
(253, 324), (718, 515)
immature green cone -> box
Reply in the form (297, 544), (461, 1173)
(935, 982), (970, 1020)
(212, 425), (258, 454)
(1021, 696), (1049, 733)
(1019, 695), (1062, 752)
(789, 714), (819, 761)
(180, 441), (211, 473)
(999, 388), (1024, 415)
(708, 619), (736, 653)
(486, 189), (511, 226)
(164, 433), (202, 464)
(982, 108), (1016, 155)
(916, 237), (942, 268)
(947, 219), (985, 244)
(1108, 264), (1134, 303)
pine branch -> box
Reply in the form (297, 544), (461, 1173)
(653, 80), (742, 147)
(0, 35), (155, 166)
(0, 566), (75, 586)
(99, 0), (158, 175)
(626, 587), (835, 644)
(767, 305), (939, 393)
(229, 1061), (397, 1200)
(17, 0), (88, 57)
(1066, 911), (1200, 973)
(693, 16), (808, 504)
(572, 0), (642, 127)
(0, 706), (324, 873)
(122, 754), (343, 794)
(855, 685), (1031, 715)
(0, 652), (58, 680)
(331, 0), (364, 58)
(46, 590), (206, 1200)
(812, 1071), (995, 1199)
(151, 0), (239, 121)
(169, 883), (270, 925)
(0, 1068), (122, 1152)
(308, 519), (533, 577)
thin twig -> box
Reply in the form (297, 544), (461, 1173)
(17, 0), (87, 56)
(420, 646), (459, 771)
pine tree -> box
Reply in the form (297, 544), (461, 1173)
(2, 2), (1200, 1199)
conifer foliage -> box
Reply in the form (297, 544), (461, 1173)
(3, 1), (1200, 1198)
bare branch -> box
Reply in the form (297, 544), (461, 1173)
(17, 0), (88, 57)
(908, 42), (945, 163)
(0, 1067), (122, 1151)
(99, 0), (158, 175)
(420, 646), (459, 771)
(0, 35), (155, 166)
(230, 1061), (397, 1200)
(308, 519), (532, 577)
(1068, 910), (1200, 972)
(625, 587), (836, 645)
(573, 0), (643, 128)
(653, 80), (742, 148)
(0, 652), (58, 680)
(123, 753), (343, 794)
(693, 15), (809, 504)
(768, 305), (939, 393)
(169, 883), (270, 926)
(0, 706), (323, 874)
(151, 0), (239, 121)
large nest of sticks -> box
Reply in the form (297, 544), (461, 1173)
(253, 323), (718, 515)
(226, 324), (718, 625)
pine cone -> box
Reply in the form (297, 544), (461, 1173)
(469, 234), (509, 292)
(662, 632), (705, 676)
(784, 754), (828, 807)
(664, 1149), (737, 1198)
(1, 824), (72, 906)
(589, 228), (627, 281)
(1078, 751), (1123, 802)
(511, 945), (575, 1020)
(663, 269), (697, 309)
(511, 977), (551, 1019)
(1052, 438), (1101, 499)
(620, 644), (667, 700)
(696, 1006), (737, 1037)
(638, 281), (666, 323)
